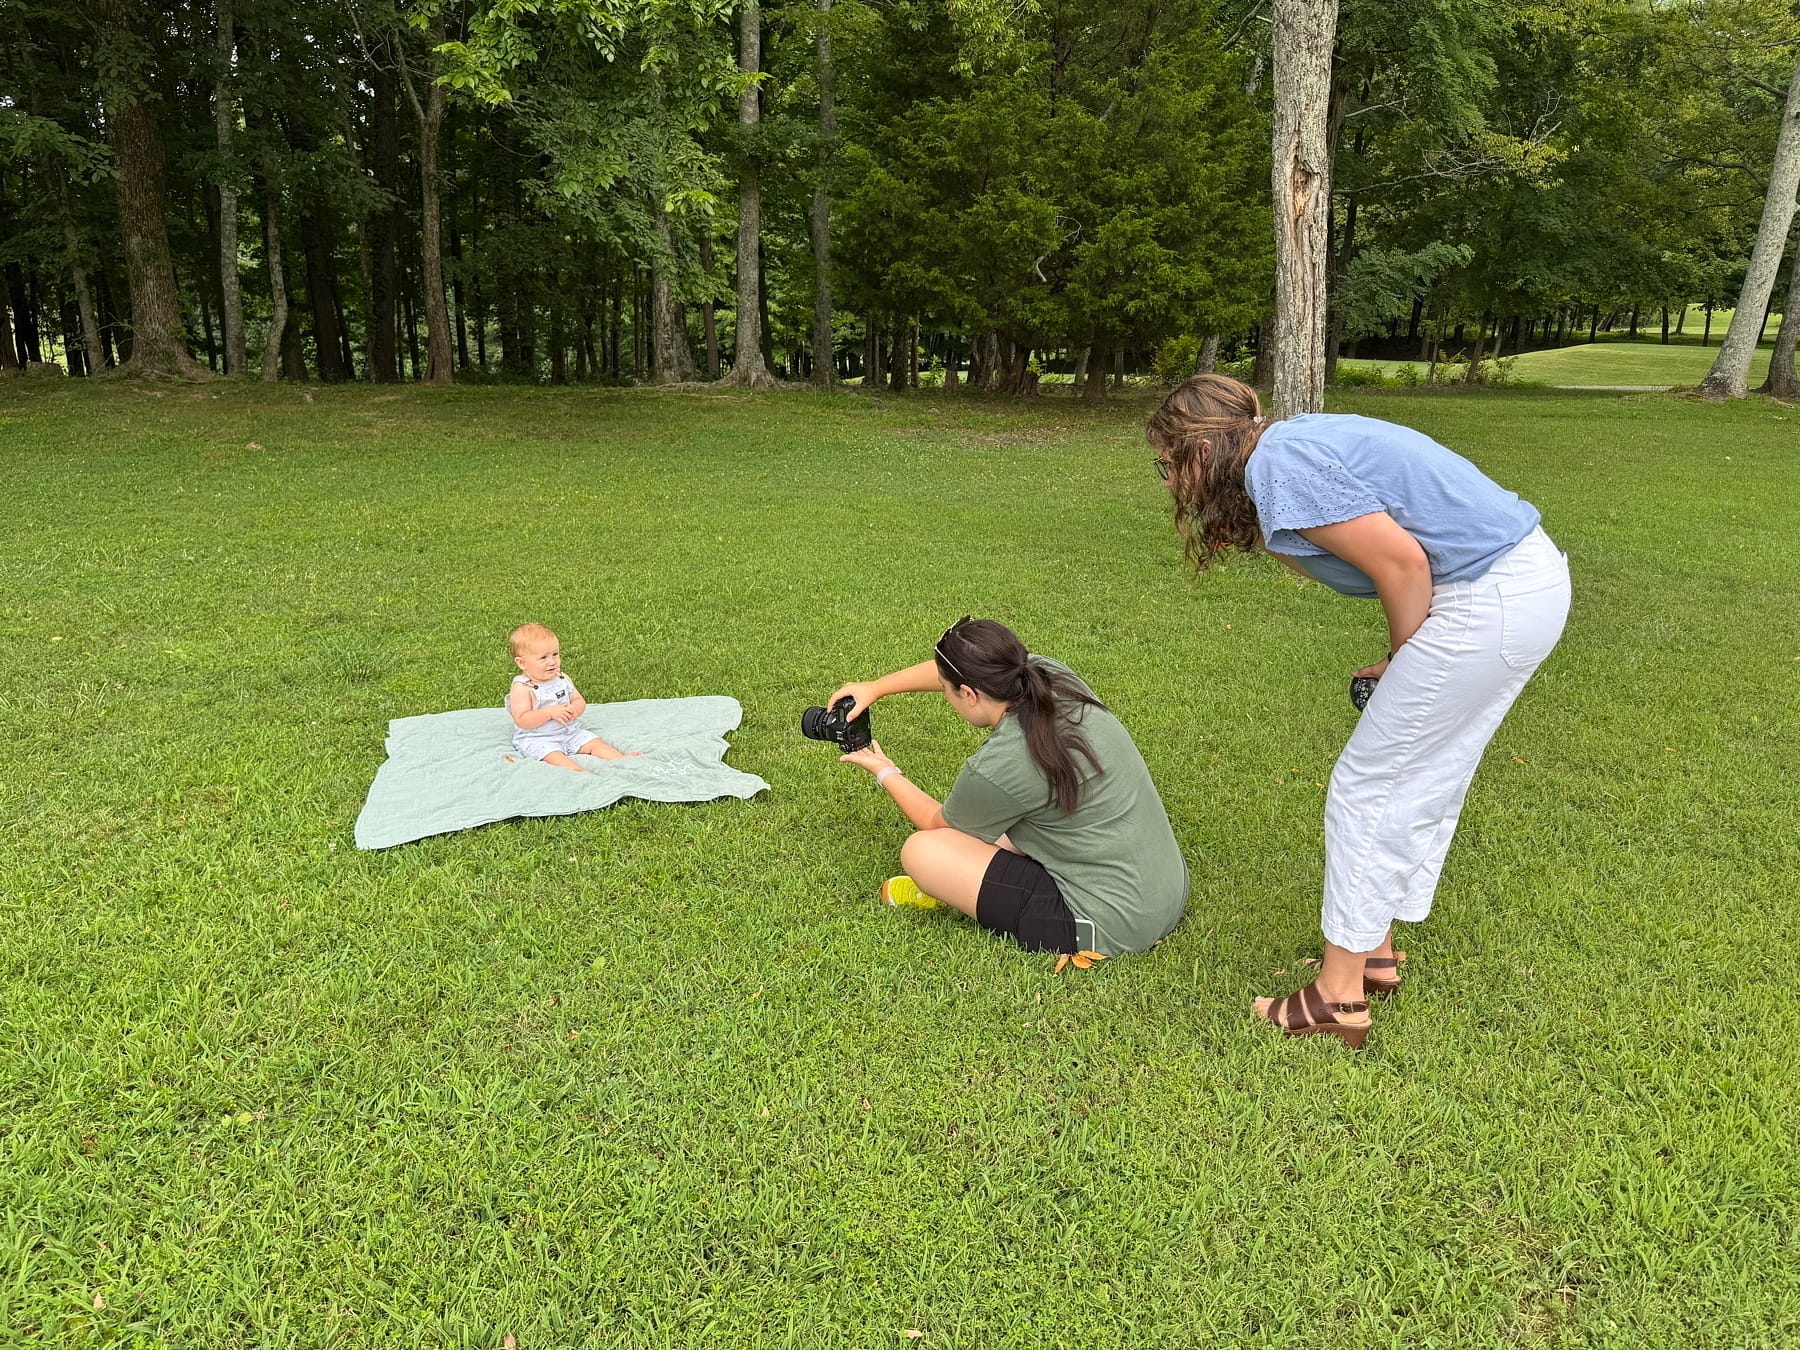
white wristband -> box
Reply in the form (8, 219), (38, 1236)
(875, 766), (904, 787)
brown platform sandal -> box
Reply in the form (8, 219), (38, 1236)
(1362, 951), (1407, 999)
(1257, 982), (1371, 1049)
(1302, 951), (1407, 999)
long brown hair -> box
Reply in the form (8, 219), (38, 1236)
(934, 617), (1104, 815)
(1144, 373), (1270, 572)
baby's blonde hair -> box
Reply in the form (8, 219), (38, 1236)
(508, 622), (557, 657)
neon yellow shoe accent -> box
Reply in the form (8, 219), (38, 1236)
(881, 875), (941, 910)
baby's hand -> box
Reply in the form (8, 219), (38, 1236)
(549, 705), (579, 724)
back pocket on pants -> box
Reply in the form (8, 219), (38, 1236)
(1497, 577), (1570, 671)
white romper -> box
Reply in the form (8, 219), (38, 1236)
(510, 674), (594, 760)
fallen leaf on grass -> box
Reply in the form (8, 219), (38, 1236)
(504, 1337), (518, 1350)
(902, 1333), (924, 1342)
(1511, 756), (1526, 765)
(92, 1292), (105, 1311)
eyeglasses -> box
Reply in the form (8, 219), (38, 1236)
(935, 615), (974, 682)
(1153, 456), (1173, 482)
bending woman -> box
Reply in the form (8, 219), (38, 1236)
(1147, 374), (1570, 1046)
(827, 618), (1188, 958)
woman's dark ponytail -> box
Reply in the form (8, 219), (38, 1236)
(935, 618), (1104, 814)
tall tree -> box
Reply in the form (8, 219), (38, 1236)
(1701, 54), (1800, 399)
(395, 10), (455, 384)
(810, 0), (835, 387)
(212, 0), (246, 374)
(1270, 0), (1337, 415)
(96, 0), (207, 378)
(725, 0), (776, 387)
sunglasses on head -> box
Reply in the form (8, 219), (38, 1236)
(935, 615), (974, 683)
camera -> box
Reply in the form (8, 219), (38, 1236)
(1349, 675), (1380, 712)
(801, 696), (873, 752)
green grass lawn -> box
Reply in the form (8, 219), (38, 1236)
(1, 379), (1796, 1347)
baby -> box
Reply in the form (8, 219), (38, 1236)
(506, 623), (639, 771)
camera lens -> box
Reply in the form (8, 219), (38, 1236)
(800, 705), (833, 741)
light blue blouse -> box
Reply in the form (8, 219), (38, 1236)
(1243, 413), (1541, 598)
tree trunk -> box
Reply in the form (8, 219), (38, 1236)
(60, 292), (86, 374)
(0, 266), (19, 370)
(810, 0), (835, 387)
(699, 235), (720, 378)
(396, 22), (454, 384)
(1464, 312), (1489, 381)
(212, 0), (246, 374)
(450, 221), (470, 372)
(550, 284), (567, 385)
(404, 277), (422, 378)
(199, 285), (218, 371)
(259, 164), (288, 381)
(1759, 226), (1800, 398)
(366, 35), (402, 382)
(648, 194), (696, 383)
(98, 0), (207, 379)
(300, 209), (347, 380)
(724, 0), (777, 387)
(1270, 0), (1337, 415)
(1704, 59), (1800, 398)
(890, 317), (909, 392)
(55, 176), (106, 372)
(1084, 347), (1110, 400)
(1073, 343), (1090, 392)
(1323, 146), (1357, 387)
(1197, 332), (1221, 375)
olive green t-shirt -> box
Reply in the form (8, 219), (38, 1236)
(941, 658), (1188, 956)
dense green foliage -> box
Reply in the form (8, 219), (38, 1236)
(0, 0), (1797, 385)
(2, 380), (1797, 1343)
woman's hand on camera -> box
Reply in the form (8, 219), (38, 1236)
(827, 681), (881, 719)
(839, 740), (896, 776)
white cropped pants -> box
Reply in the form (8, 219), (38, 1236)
(1323, 526), (1571, 953)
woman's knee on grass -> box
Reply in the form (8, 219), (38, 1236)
(899, 829), (994, 917)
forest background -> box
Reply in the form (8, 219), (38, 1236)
(2, 0), (1799, 397)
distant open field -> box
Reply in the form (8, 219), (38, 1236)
(1342, 334), (1779, 388)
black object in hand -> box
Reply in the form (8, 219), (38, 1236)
(1349, 675), (1380, 712)
(801, 696), (874, 752)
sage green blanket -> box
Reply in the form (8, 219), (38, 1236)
(354, 696), (768, 850)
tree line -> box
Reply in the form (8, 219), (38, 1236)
(1, 0), (1797, 403)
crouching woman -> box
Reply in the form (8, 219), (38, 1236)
(827, 617), (1188, 959)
